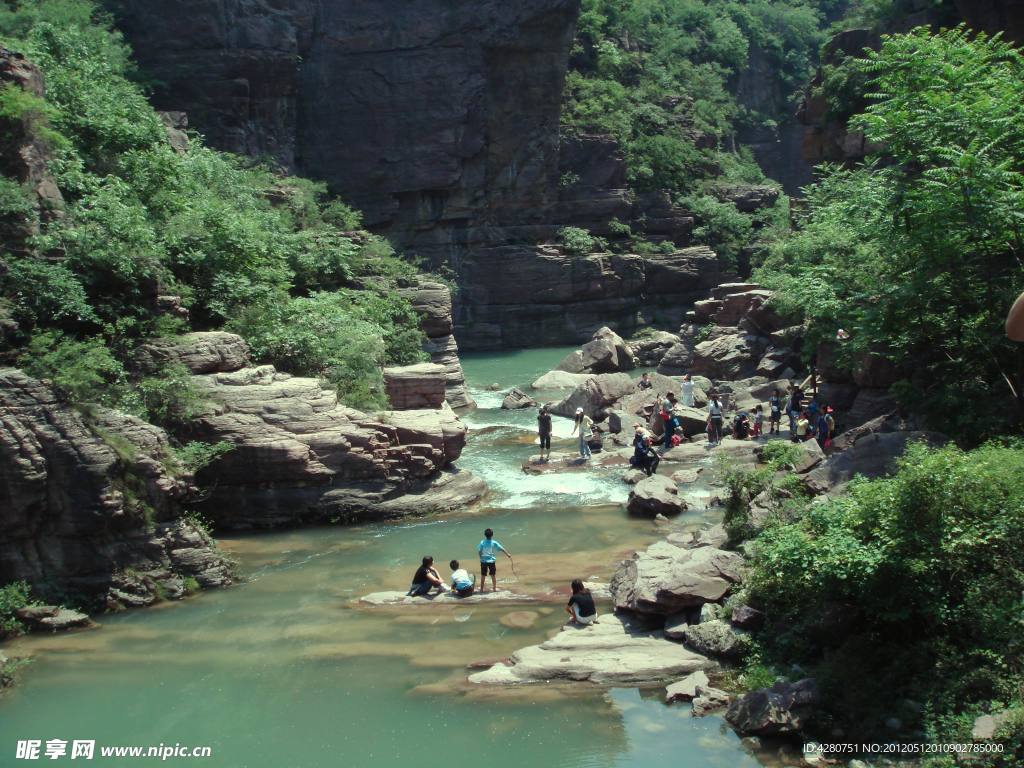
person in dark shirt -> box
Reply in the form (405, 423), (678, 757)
(407, 555), (445, 597)
(537, 405), (552, 462)
(631, 424), (659, 476)
(565, 579), (598, 626)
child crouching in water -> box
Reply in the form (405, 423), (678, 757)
(753, 404), (764, 439)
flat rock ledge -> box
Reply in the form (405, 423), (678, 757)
(358, 589), (535, 606)
(468, 613), (715, 685)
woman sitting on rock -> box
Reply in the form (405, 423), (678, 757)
(565, 579), (598, 626)
(407, 556), (446, 597)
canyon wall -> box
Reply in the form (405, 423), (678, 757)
(114, 0), (728, 349)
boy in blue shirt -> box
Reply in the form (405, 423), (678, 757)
(478, 528), (512, 593)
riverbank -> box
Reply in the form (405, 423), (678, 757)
(0, 347), (782, 768)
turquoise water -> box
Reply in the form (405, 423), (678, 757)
(0, 347), (770, 768)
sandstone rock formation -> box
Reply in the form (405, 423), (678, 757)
(531, 370), (595, 390)
(0, 368), (232, 606)
(611, 539), (744, 615)
(188, 363), (480, 528)
(13, 605), (92, 632)
(131, 332), (251, 375)
(399, 282), (475, 410)
(550, 373), (635, 419)
(628, 330), (681, 368)
(358, 589), (534, 606)
(468, 612), (715, 685)
(626, 475), (686, 517)
(692, 685), (732, 717)
(383, 363), (447, 410)
(454, 245), (725, 349)
(803, 428), (946, 495)
(112, 3), (741, 348)
(556, 326), (637, 374)
(501, 388), (536, 410)
(665, 670), (710, 703)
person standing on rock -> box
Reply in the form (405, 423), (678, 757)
(707, 395), (724, 446)
(572, 407), (594, 459)
(681, 374), (695, 408)
(537, 405), (552, 462)
(660, 392), (678, 452)
(638, 372), (653, 391)
(787, 381), (803, 438)
(768, 389), (783, 435)
(478, 528), (512, 593)
(565, 579), (598, 626)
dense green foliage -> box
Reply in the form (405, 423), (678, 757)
(745, 442), (1024, 762)
(0, 580), (31, 637)
(721, 441), (808, 545)
(563, 0), (836, 265)
(0, 0), (428, 414)
(757, 28), (1024, 441)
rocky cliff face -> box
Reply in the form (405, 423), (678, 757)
(113, 1), (737, 348)
(0, 369), (232, 607)
(115, 0), (579, 239)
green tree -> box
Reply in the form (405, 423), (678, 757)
(758, 28), (1024, 441)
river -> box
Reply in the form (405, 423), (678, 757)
(0, 347), (772, 768)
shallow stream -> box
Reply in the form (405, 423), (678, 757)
(0, 347), (775, 768)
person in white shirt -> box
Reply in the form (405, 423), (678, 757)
(681, 374), (695, 408)
(449, 559), (475, 597)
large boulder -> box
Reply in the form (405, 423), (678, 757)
(611, 540), (745, 615)
(726, 679), (820, 736)
(187, 365), (478, 528)
(0, 369), (233, 605)
(556, 326), (638, 374)
(469, 613), (715, 685)
(804, 429), (947, 495)
(628, 330), (681, 367)
(627, 475), (686, 517)
(501, 387), (536, 410)
(665, 670), (710, 703)
(713, 289), (774, 327)
(383, 362), (447, 410)
(131, 331), (250, 375)
(551, 373), (635, 419)
(531, 370), (596, 390)
(846, 388), (899, 430)
(689, 333), (763, 380)
(657, 339), (696, 376)
(681, 619), (746, 659)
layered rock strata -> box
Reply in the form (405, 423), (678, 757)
(398, 282), (475, 410)
(469, 613), (715, 685)
(144, 333), (483, 529)
(0, 369), (232, 606)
